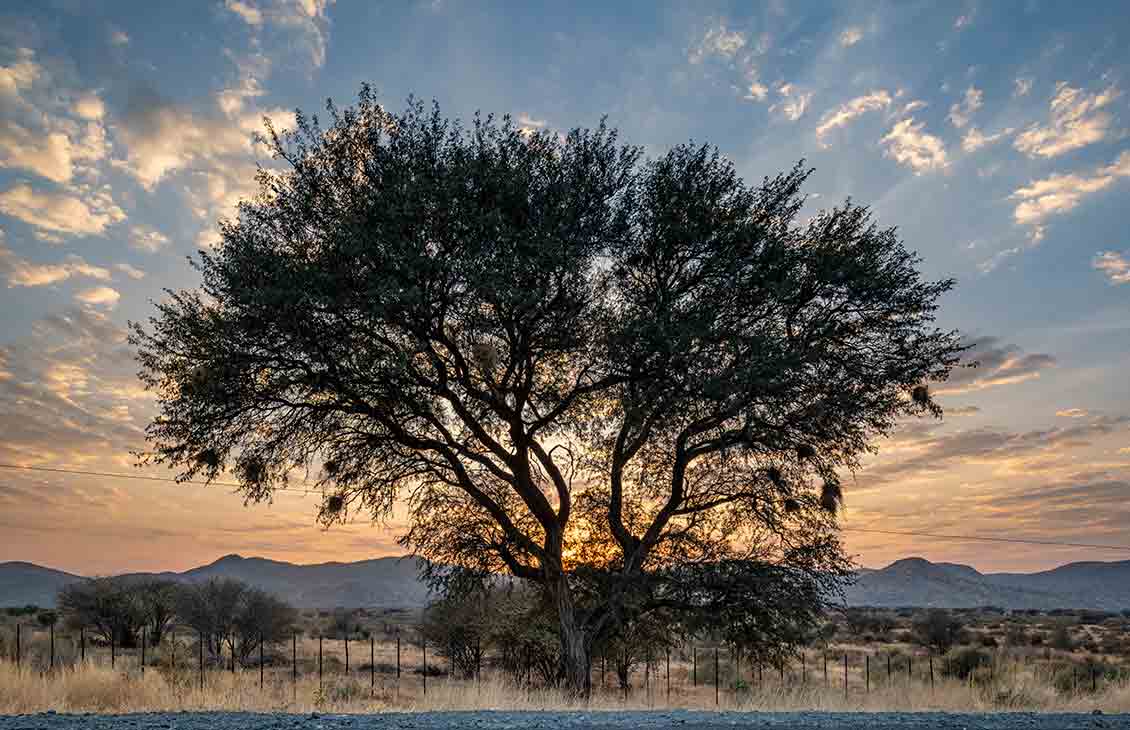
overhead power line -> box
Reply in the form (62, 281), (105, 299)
(0, 462), (323, 495)
(2, 462), (1129, 552)
(842, 527), (1130, 552)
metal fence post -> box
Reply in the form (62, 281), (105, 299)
(929, 654), (934, 692)
(396, 634), (401, 680)
(50, 623), (55, 672)
(801, 652), (805, 684)
(692, 646), (697, 687)
(843, 653), (848, 701)
(172, 629), (176, 674)
(259, 633), (264, 692)
(318, 636), (323, 690)
(714, 647), (719, 707)
(824, 652), (828, 687)
(866, 654), (870, 693)
(80, 627), (85, 665)
(15, 624), (19, 671)
(666, 646), (670, 703)
(111, 629), (115, 669)
(423, 637), (428, 696)
(198, 630), (204, 692)
(887, 653), (891, 682)
(908, 655), (912, 683)
(345, 634), (349, 675)
(141, 626), (146, 674)
(371, 636), (375, 695)
(292, 633), (297, 702)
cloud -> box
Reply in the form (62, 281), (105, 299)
(839, 27), (864, 47)
(1093, 250), (1130, 285)
(944, 405), (981, 417)
(948, 86), (982, 129)
(1014, 77), (1033, 97)
(936, 336), (1056, 394)
(226, 0), (264, 25)
(688, 20), (746, 64)
(110, 30), (130, 46)
(867, 416), (1129, 482)
(1011, 151), (1130, 226)
(954, 12), (974, 29)
(770, 83), (812, 121)
(1014, 82), (1119, 158)
(977, 246), (1020, 274)
(74, 285), (121, 308)
(1056, 408), (1089, 418)
(115, 263), (146, 280)
(224, 0), (336, 68)
(961, 126), (1012, 152)
(814, 90), (891, 146)
(0, 244), (112, 287)
(0, 183), (125, 237)
(129, 225), (171, 253)
(112, 86), (257, 189)
(881, 118), (947, 173)
(0, 51), (109, 184)
(72, 94), (105, 121)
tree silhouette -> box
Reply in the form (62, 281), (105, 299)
(132, 88), (966, 694)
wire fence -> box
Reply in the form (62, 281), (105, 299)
(2, 622), (1120, 708)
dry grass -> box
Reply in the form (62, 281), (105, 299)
(1, 657), (1127, 715)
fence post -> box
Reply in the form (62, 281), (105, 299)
(396, 634), (401, 680)
(318, 636), (323, 690)
(423, 637), (427, 697)
(801, 652), (805, 685)
(141, 626), (146, 674)
(345, 634), (349, 675)
(15, 624), (19, 671)
(1092, 665), (1097, 693)
(292, 634), (297, 703)
(692, 646), (697, 687)
(666, 646), (670, 704)
(865, 654), (870, 693)
(80, 627), (85, 664)
(843, 653), (848, 701)
(371, 636), (375, 696)
(908, 655), (912, 683)
(172, 629), (176, 674)
(198, 631), (204, 692)
(259, 634), (264, 692)
(645, 644), (650, 700)
(50, 623), (55, 672)
(824, 652), (828, 687)
(887, 653), (891, 682)
(714, 647), (719, 707)
(929, 654), (934, 692)
(111, 629), (115, 669)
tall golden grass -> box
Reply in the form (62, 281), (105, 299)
(1, 657), (1126, 715)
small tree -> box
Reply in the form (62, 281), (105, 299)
(130, 579), (179, 646)
(913, 608), (964, 654)
(57, 578), (144, 647)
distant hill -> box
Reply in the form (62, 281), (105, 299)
(4, 554), (1130, 611)
(845, 557), (1130, 610)
(0, 562), (83, 608)
(0, 555), (431, 610)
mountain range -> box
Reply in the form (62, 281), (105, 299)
(2, 554), (1129, 611)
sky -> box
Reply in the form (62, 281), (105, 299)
(1, 0), (1129, 577)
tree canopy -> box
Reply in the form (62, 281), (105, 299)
(133, 88), (966, 692)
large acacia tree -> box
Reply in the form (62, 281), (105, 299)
(133, 88), (965, 693)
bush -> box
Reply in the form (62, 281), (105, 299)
(913, 609), (965, 654)
(1049, 623), (1074, 652)
(943, 647), (989, 679)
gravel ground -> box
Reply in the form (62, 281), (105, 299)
(0, 712), (1126, 730)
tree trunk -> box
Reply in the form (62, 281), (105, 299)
(551, 573), (591, 697)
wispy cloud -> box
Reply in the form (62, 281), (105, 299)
(839, 27), (864, 47)
(1093, 250), (1130, 284)
(1011, 151), (1130, 227)
(947, 86), (982, 128)
(815, 90), (891, 146)
(688, 20), (746, 64)
(1014, 82), (1119, 158)
(881, 117), (948, 173)
(937, 336), (1056, 394)
(770, 83), (812, 121)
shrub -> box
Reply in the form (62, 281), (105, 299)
(943, 647), (989, 679)
(913, 609), (965, 654)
